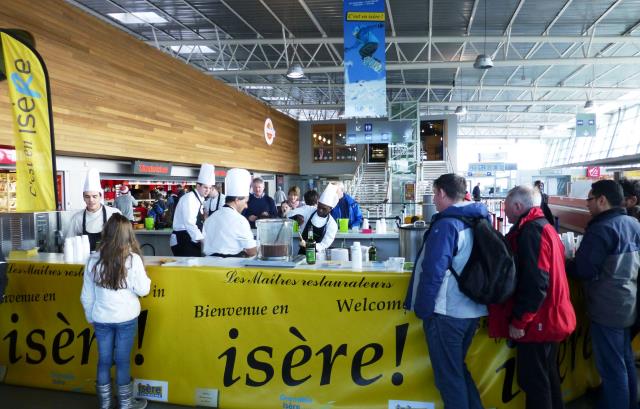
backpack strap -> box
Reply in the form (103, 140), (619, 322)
(432, 214), (482, 281)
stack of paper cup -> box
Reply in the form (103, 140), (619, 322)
(63, 237), (74, 263)
(330, 248), (349, 262)
(73, 236), (83, 262)
(81, 235), (91, 259)
(376, 220), (386, 233)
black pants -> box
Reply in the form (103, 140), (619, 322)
(516, 342), (564, 409)
(171, 231), (202, 257)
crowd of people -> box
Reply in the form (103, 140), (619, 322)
(54, 165), (640, 409)
(406, 174), (640, 409)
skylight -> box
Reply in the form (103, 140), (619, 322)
(171, 45), (216, 54)
(107, 12), (167, 25)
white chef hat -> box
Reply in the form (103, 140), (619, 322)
(319, 183), (339, 208)
(225, 168), (251, 197)
(197, 163), (215, 186)
(83, 168), (102, 193)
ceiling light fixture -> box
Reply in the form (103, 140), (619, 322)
(473, 0), (494, 69)
(453, 78), (467, 116)
(584, 99), (595, 110)
(286, 63), (305, 79)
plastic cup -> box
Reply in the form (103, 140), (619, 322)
(338, 218), (349, 233)
(145, 217), (155, 230)
(387, 257), (406, 272)
(292, 220), (299, 233)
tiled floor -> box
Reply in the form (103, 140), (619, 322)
(0, 383), (597, 409)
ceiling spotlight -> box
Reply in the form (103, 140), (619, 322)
(286, 63), (304, 79)
(473, 54), (494, 69)
(584, 100), (595, 110)
(454, 106), (467, 115)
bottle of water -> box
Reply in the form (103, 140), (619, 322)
(351, 242), (362, 271)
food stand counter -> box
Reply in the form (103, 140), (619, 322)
(0, 253), (599, 408)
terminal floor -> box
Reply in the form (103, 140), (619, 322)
(0, 383), (597, 409)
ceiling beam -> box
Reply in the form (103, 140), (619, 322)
(236, 82), (637, 93)
(208, 56), (640, 75)
(457, 135), (571, 140)
(149, 35), (640, 47)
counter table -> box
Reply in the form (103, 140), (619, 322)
(0, 253), (598, 409)
(135, 229), (400, 260)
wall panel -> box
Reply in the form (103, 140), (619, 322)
(0, 0), (299, 174)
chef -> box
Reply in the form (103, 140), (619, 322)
(170, 163), (215, 257)
(204, 183), (225, 217)
(65, 168), (121, 251)
(289, 183), (339, 255)
(202, 168), (257, 258)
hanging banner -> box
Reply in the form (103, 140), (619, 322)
(343, 0), (387, 119)
(1, 30), (57, 211)
(0, 261), (601, 408)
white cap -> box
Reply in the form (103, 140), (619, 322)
(197, 163), (215, 186)
(319, 183), (339, 208)
(225, 168), (251, 197)
(83, 168), (102, 193)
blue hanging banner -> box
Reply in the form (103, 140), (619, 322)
(343, 0), (387, 119)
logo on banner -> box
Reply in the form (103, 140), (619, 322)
(586, 166), (601, 178)
(264, 118), (276, 145)
(134, 379), (168, 402)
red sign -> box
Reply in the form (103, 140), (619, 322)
(264, 118), (276, 145)
(133, 160), (172, 176)
(0, 148), (17, 165)
(586, 166), (601, 178)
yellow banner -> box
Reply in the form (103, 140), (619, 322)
(0, 262), (600, 408)
(1, 31), (56, 211)
(346, 12), (385, 21)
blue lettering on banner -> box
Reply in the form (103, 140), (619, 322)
(10, 73), (41, 98)
(364, 123), (373, 132)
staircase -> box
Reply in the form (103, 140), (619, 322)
(417, 161), (450, 197)
(352, 162), (388, 217)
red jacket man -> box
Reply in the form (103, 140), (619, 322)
(489, 186), (575, 409)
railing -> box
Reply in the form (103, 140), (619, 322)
(349, 150), (368, 196)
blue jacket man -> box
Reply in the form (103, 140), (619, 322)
(404, 173), (487, 409)
(330, 182), (363, 229)
(567, 179), (640, 409)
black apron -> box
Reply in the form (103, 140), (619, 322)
(207, 194), (222, 217)
(83, 206), (107, 251)
(171, 191), (205, 257)
(298, 211), (328, 255)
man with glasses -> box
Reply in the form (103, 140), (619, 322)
(567, 179), (640, 409)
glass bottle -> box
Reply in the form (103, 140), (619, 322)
(305, 230), (316, 265)
(368, 238), (377, 262)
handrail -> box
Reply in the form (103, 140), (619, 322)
(349, 150), (368, 196)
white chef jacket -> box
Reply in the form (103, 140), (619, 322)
(65, 205), (121, 239)
(289, 206), (338, 252)
(80, 252), (151, 324)
(204, 193), (226, 215)
(172, 190), (205, 242)
(203, 206), (256, 256)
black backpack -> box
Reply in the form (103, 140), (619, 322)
(436, 215), (517, 304)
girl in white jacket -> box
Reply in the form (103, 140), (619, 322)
(81, 214), (150, 409)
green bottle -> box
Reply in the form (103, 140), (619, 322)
(305, 230), (316, 264)
(368, 239), (377, 262)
